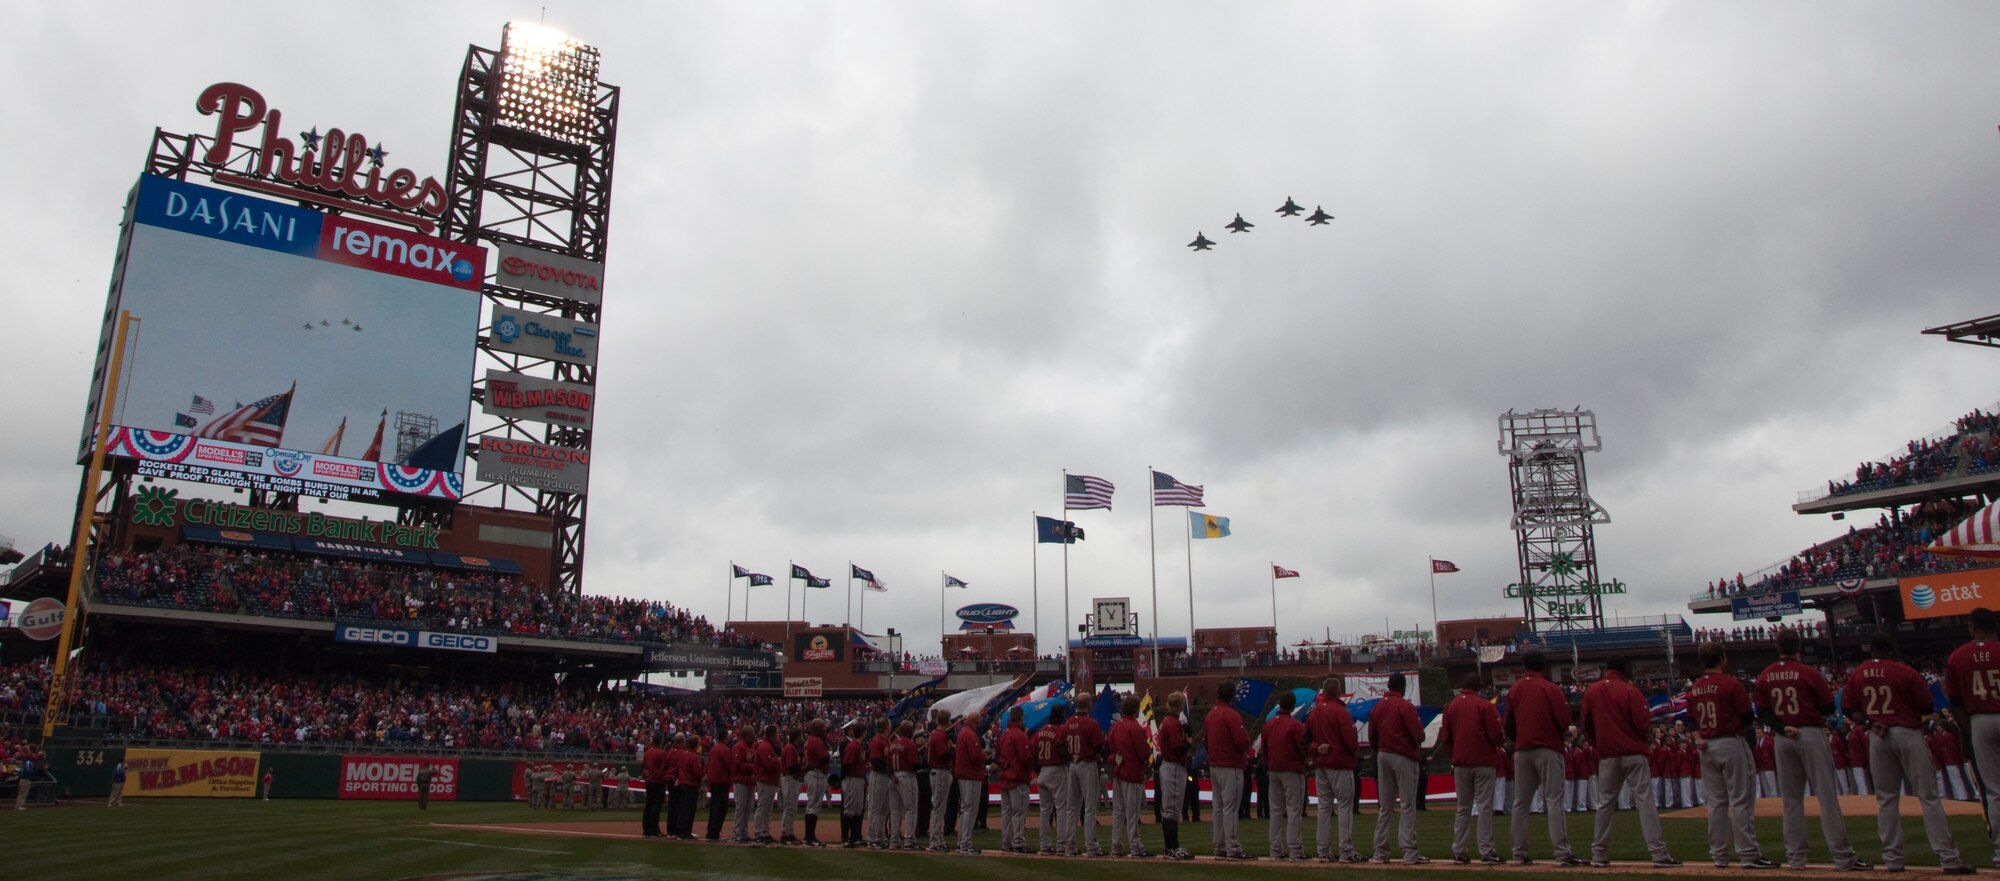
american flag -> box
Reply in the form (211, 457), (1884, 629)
(1064, 474), (1114, 510)
(1152, 471), (1204, 506)
(863, 579), (886, 592)
(196, 389), (293, 447)
(189, 395), (216, 415)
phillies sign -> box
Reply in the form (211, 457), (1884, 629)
(195, 82), (448, 232)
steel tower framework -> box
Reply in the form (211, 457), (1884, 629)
(1498, 408), (1611, 632)
(436, 25), (620, 594)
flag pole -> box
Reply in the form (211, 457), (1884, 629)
(940, 571), (947, 656)
(1147, 467), (1160, 677)
(1032, 510), (1040, 666)
(861, 576), (869, 636)
(801, 567), (810, 628)
(1269, 563), (1278, 643)
(845, 563), (854, 630)
(786, 561), (796, 644)
(726, 563), (736, 627)
(1428, 558), (1440, 664)
(1185, 509), (1196, 651)
(1061, 473), (1073, 683)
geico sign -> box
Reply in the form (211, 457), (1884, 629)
(421, 632), (495, 652)
(340, 626), (412, 645)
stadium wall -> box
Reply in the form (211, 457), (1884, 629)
(42, 746), (634, 801)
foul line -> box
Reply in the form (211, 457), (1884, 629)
(389, 837), (567, 854)
(429, 823), (641, 841)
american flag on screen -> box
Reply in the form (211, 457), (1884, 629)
(196, 388), (293, 447)
(1152, 471), (1204, 507)
(189, 395), (216, 415)
(1064, 474), (1115, 510)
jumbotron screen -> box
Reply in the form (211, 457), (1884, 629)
(83, 175), (484, 502)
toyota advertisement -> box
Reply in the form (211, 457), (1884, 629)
(82, 174), (483, 503)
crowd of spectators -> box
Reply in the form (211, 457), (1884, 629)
(93, 544), (758, 650)
(1, 658), (887, 757)
(1822, 407), (2000, 499)
(1690, 620), (1827, 643)
(1704, 502), (1985, 597)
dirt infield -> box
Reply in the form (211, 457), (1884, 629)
(1661, 795), (1984, 820)
(439, 818), (1943, 877)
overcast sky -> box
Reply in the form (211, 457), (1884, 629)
(6, 2), (2000, 657)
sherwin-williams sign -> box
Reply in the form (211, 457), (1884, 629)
(123, 748), (261, 798)
(1899, 571), (1992, 620)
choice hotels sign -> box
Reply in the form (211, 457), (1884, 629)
(1899, 571), (1991, 620)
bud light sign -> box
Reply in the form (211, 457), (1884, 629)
(955, 603), (1019, 626)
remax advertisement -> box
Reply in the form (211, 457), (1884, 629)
(86, 175), (482, 503)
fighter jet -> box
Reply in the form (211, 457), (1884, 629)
(1306, 206), (1334, 226)
(352, 324), (364, 332)
(1225, 213), (1254, 233)
(341, 318), (352, 326)
(1188, 232), (1215, 251)
(302, 323), (314, 330)
(1276, 197), (1304, 217)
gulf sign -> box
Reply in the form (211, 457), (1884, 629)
(494, 241), (604, 305)
(340, 756), (458, 800)
(18, 597), (66, 641)
(1899, 570), (1992, 620)
(955, 603), (1019, 626)
(482, 370), (595, 429)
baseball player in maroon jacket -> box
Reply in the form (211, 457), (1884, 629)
(1067, 704), (1108, 856)
(1306, 679), (1361, 863)
(801, 719), (830, 846)
(926, 709), (956, 851)
(1034, 704), (1073, 855)
(1580, 655), (1680, 868)
(1846, 631), (1972, 873)
(1108, 696), (1153, 858)
(1263, 690), (1309, 861)
(839, 720), (869, 847)
(953, 710), (988, 855)
(1368, 672), (1428, 864)
(779, 728), (804, 845)
(998, 706), (1033, 853)
(1755, 627), (1865, 870)
(1205, 681), (1254, 860)
(1505, 649), (1582, 865)
(1944, 608), (2000, 863)
(1156, 692), (1194, 860)
(1687, 642), (1773, 868)
(1438, 673), (1504, 864)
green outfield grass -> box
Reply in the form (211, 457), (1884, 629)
(5, 800), (1992, 881)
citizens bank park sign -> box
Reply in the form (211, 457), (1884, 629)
(482, 370), (594, 429)
(477, 436), (590, 496)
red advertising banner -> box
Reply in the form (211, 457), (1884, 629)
(339, 756), (458, 800)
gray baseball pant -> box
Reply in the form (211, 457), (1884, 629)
(1513, 747), (1571, 861)
(1374, 752), (1421, 861)
(1593, 754), (1672, 864)
(1773, 727), (1861, 869)
(1314, 767), (1357, 859)
(1871, 726), (1965, 870)
(1453, 766), (1497, 860)
(1700, 737), (1763, 864)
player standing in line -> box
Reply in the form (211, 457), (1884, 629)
(1754, 627), (1867, 871)
(1306, 679), (1362, 863)
(1943, 607), (2000, 867)
(927, 709), (956, 852)
(675, 734), (705, 839)
(1580, 655), (1681, 869)
(866, 715), (896, 849)
(1108, 695), (1153, 858)
(1842, 631), (1973, 875)
(704, 734), (734, 841)
(752, 725), (781, 844)
(952, 710), (988, 855)
(1157, 692), (1194, 861)
(839, 719), (868, 847)
(779, 728), (804, 845)
(1438, 673), (1504, 864)
(1263, 690), (1309, 861)
(641, 733), (670, 838)
(1687, 642), (1774, 869)
(1034, 704), (1073, 855)
(1066, 703), (1108, 857)
(801, 720), (830, 847)
(893, 720), (920, 849)
(1206, 680), (1255, 860)
(1369, 672), (1429, 864)
(1506, 649), (1583, 866)
(1848, 720), (1873, 796)
(998, 706), (1033, 853)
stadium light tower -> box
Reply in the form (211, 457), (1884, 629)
(441, 21), (619, 594)
(1498, 408), (1611, 633)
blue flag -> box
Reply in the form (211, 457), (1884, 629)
(1231, 678), (1275, 719)
(1036, 515), (1084, 544)
(807, 576), (831, 588)
(747, 573), (774, 587)
(889, 675), (949, 723)
(1090, 683), (1119, 732)
(791, 564), (815, 581)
